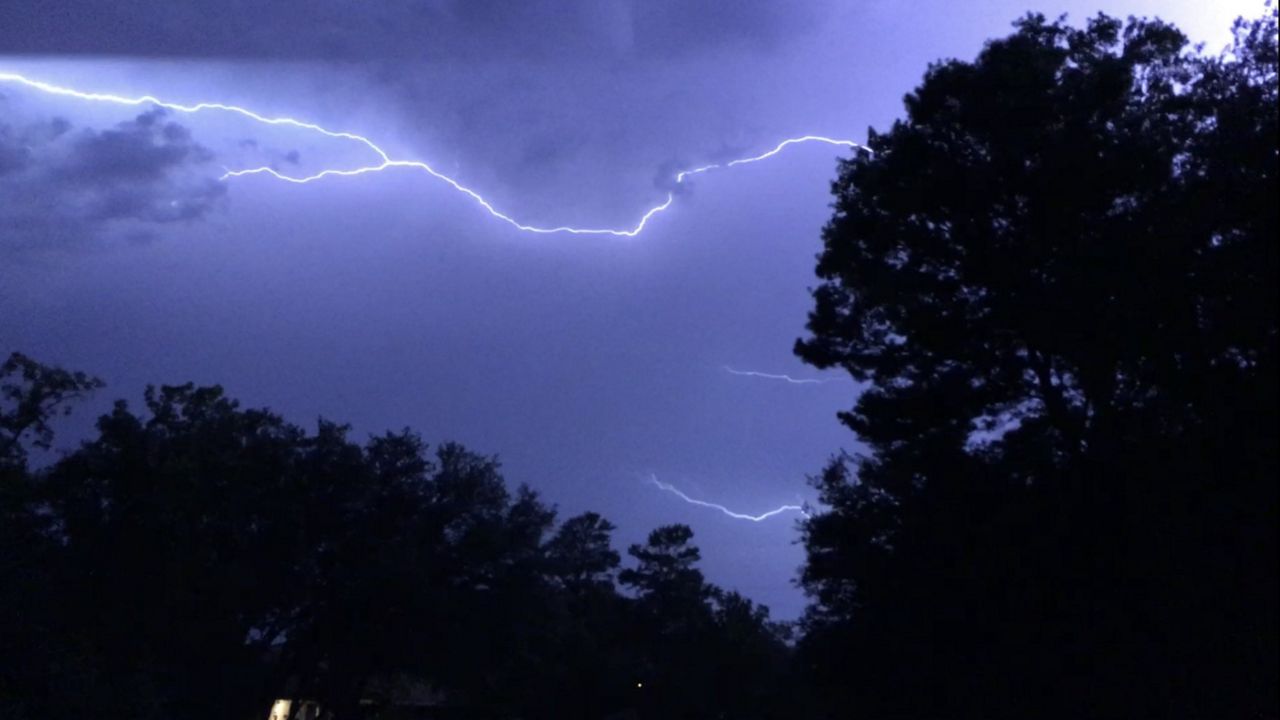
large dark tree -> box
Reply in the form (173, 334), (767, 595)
(796, 10), (1276, 719)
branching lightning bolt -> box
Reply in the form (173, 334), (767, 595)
(722, 366), (833, 385)
(0, 71), (870, 238)
(647, 475), (808, 522)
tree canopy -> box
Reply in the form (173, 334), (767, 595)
(0, 354), (796, 720)
(796, 10), (1276, 718)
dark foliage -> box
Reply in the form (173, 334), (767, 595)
(0, 353), (795, 720)
(796, 9), (1277, 719)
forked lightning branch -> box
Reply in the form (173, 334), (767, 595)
(1, 71), (869, 238)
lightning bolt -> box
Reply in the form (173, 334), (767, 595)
(0, 71), (870, 238)
(647, 475), (808, 522)
(722, 366), (832, 385)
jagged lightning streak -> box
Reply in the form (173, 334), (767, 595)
(647, 476), (808, 522)
(722, 366), (832, 385)
(0, 71), (870, 238)
(0, 72), (390, 162)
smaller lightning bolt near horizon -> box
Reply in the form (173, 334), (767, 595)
(722, 366), (833, 385)
(647, 475), (808, 522)
(0, 71), (872, 238)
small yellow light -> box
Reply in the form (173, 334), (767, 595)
(636, 682), (643, 689)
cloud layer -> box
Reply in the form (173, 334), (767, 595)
(1, 0), (816, 61)
(0, 109), (224, 251)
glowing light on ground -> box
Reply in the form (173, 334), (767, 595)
(647, 475), (808, 522)
(0, 71), (870, 237)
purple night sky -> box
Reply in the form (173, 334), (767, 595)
(0, 0), (1257, 618)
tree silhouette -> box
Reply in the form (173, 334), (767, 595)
(546, 511), (622, 593)
(0, 352), (103, 467)
(0, 356), (801, 719)
(1, 353), (106, 720)
(796, 10), (1277, 718)
(620, 524), (709, 608)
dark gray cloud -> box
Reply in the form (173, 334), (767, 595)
(0, 109), (225, 251)
(0, 0), (818, 61)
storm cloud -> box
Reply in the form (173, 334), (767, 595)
(0, 108), (225, 251)
(0, 0), (819, 61)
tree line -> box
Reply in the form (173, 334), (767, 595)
(0, 355), (804, 719)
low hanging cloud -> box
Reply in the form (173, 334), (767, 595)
(0, 108), (225, 251)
